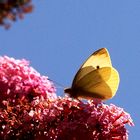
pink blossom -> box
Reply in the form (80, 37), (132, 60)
(0, 56), (134, 140)
(0, 56), (56, 106)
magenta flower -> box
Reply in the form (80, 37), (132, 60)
(0, 56), (134, 140)
(0, 0), (33, 29)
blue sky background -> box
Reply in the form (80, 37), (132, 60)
(0, 0), (139, 139)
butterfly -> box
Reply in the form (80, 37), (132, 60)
(64, 48), (120, 100)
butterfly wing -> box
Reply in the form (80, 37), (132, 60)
(72, 67), (120, 100)
(72, 48), (112, 86)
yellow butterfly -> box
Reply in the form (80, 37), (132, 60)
(64, 48), (120, 100)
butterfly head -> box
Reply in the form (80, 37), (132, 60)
(64, 87), (78, 98)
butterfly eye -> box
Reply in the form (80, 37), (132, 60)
(96, 65), (100, 69)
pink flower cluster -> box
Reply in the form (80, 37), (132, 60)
(0, 56), (134, 140)
(0, 56), (56, 105)
(0, 0), (33, 29)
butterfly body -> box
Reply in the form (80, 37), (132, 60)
(64, 87), (107, 100)
(64, 48), (120, 100)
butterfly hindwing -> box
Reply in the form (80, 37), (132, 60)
(72, 67), (119, 100)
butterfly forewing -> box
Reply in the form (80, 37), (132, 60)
(72, 48), (112, 86)
(82, 48), (112, 68)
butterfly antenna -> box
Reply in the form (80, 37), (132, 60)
(48, 78), (64, 89)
